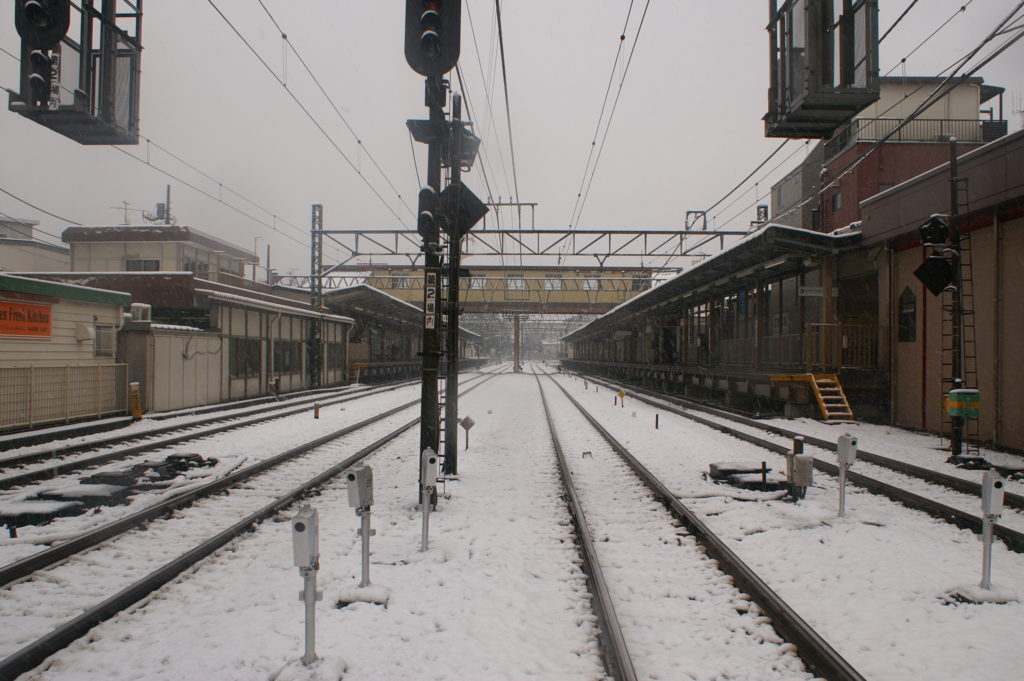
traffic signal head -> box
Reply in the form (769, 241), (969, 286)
(417, 186), (438, 240)
(405, 0), (461, 77)
(15, 0), (71, 49)
(27, 48), (53, 106)
(918, 214), (950, 246)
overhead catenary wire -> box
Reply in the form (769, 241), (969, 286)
(0, 186), (83, 228)
(773, 4), (1024, 227)
(205, 0), (406, 227)
(110, 147), (309, 249)
(493, 0), (521, 225)
(678, 0), (990, 266)
(253, 0), (414, 219)
(570, 0), (652, 233)
(465, 0), (514, 204)
(566, 2), (634, 231)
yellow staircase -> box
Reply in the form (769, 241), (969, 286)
(772, 373), (854, 421)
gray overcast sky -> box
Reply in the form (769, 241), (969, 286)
(2, 1), (1022, 276)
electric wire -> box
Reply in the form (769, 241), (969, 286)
(205, 0), (406, 227)
(681, 0), (987, 267)
(570, 0), (652, 233)
(110, 147), (309, 249)
(0, 187), (83, 227)
(773, 4), (1024, 227)
(493, 0), (521, 225)
(465, 0), (514, 203)
(566, 3), (634, 232)
(0, 208), (71, 247)
(138, 137), (308, 239)
(884, 0), (976, 76)
(254, 0), (414, 219)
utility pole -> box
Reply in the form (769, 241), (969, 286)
(309, 204), (324, 390)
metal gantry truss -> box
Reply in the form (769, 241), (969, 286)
(312, 227), (750, 274)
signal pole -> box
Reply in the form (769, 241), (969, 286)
(443, 93), (465, 475)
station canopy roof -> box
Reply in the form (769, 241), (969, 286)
(563, 224), (861, 342)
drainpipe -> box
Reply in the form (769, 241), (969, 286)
(269, 311), (281, 394)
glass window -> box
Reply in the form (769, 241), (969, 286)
(583, 276), (601, 291)
(506, 275), (525, 291)
(125, 258), (159, 271)
(468, 276), (486, 290)
(94, 325), (114, 357)
(230, 337), (261, 378)
(898, 287), (916, 342)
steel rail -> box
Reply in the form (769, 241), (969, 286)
(0, 422), (415, 681)
(0, 373), (495, 585)
(544, 374), (867, 681)
(0, 373), (497, 680)
(534, 374), (637, 681)
(0, 380), (415, 474)
(0, 399), (417, 587)
(570, 372), (1024, 552)
(596, 375), (1024, 511)
(0, 380), (427, 490)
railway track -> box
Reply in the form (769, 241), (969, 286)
(0, 380), (420, 488)
(0, 374), (496, 680)
(570, 370), (1024, 552)
(534, 369), (865, 681)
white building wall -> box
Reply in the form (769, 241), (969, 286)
(0, 298), (123, 367)
(149, 329), (224, 412)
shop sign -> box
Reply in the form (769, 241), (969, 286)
(0, 301), (52, 337)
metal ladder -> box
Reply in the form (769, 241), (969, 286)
(940, 180), (980, 455)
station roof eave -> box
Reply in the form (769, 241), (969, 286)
(324, 284), (480, 338)
(562, 224), (861, 342)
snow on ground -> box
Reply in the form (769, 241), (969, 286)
(16, 371), (604, 681)
(549, 371), (1024, 681)
(5, 366), (1024, 680)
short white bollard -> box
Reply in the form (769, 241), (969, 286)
(836, 433), (857, 517)
(292, 507), (322, 666)
(980, 470), (1006, 590)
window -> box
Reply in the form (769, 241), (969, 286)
(898, 287), (916, 342)
(583, 276), (601, 291)
(468, 276), (486, 290)
(230, 337), (261, 378)
(94, 325), (114, 357)
(831, 192), (842, 213)
(326, 342), (345, 369)
(543, 275), (564, 291)
(631, 277), (650, 291)
(506, 275), (525, 291)
(273, 340), (303, 373)
(125, 258), (159, 271)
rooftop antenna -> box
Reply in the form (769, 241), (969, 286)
(142, 185), (175, 224)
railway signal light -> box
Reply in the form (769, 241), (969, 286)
(14, 0), (71, 48)
(404, 0), (461, 77)
(27, 49), (54, 106)
(417, 187), (438, 241)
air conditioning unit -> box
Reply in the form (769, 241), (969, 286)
(130, 303), (152, 322)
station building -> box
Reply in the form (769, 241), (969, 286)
(11, 225), (352, 415)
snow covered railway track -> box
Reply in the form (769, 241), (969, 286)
(535, 373), (864, 681)
(0, 380), (417, 491)
(573, 373), (1024, 551)
(0, 372), (498, 680)
(0, 411), (422, 680)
